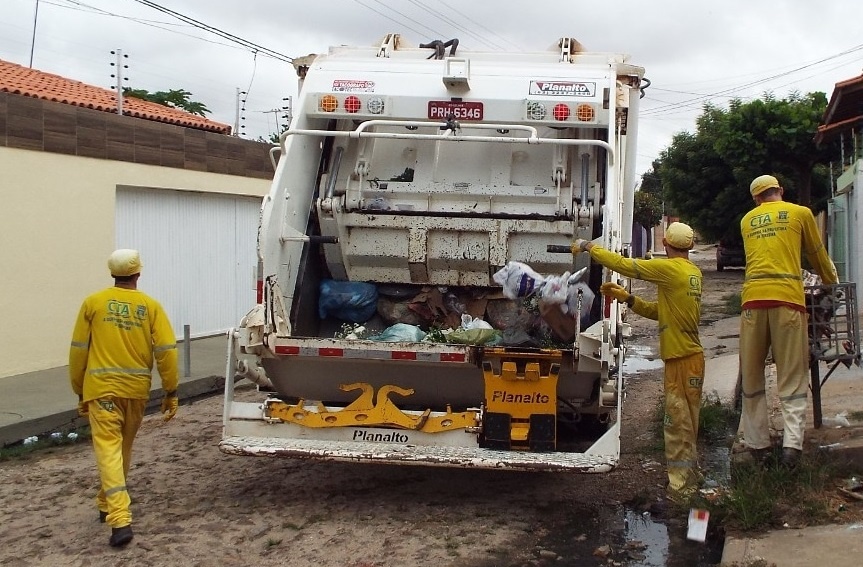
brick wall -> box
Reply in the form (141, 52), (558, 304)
(0, 92), (273, 179)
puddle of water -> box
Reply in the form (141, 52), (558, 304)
(623, 344), (664, 374)
(519, 504), (723, 566)
(624, 509), (669, 565)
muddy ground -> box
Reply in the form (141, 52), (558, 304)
(0, 246), (743, 567)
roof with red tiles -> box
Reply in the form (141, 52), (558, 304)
(0, 59), (231, 134)
(816, 73), (863, 144)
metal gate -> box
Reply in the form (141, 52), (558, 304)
(115, 186), (261, 339)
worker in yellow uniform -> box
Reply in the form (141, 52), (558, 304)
(740, 175), (837, 469)
(574, 222), (704, 503)
(69, 249), (179, 547)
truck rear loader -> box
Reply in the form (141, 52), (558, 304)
(220, 34), (645, 472)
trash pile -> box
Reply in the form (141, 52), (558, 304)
(317, 261), (597, 347)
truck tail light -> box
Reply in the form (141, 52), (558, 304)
(255, 261), (264, 304)
(526, 101), (546, 120)
(344, 95), (361, 113)
(367, 97), (385, 114)
(319, 94), (338, 112)
(553, 103), (570, 121)
(576, 103), (595, 122)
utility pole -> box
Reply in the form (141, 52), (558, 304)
(28, 0), (40, 68)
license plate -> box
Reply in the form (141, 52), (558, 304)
(427, 101), (483, 121)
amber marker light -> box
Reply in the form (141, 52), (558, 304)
(320, 94), (338, 112)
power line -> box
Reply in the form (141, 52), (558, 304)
(130, 0), (293, 63)
(47, 0), (245, 52)
(641, 43), (863, 117)
(438, 0), (522, 51)
(404, 0), (507, 51)
(350, 0), (443, 42)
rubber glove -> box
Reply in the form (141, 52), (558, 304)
(161, 392), (178, 422)
(77, 395), (88, 417)
(600, 282), (632, 304)
(571, 239), (590, 254)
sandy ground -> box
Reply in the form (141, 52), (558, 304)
(0, 247), (738, 567)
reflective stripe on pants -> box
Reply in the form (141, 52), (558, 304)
(664, 352), (705, 496)
(88, 397), (146, 528)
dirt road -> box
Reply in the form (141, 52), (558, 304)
(0, 247), (742, 567)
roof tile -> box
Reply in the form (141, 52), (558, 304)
(0, 59), (231, 134)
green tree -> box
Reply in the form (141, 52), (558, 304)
(654, 92), (831, 243)
(123, 88), (211, 116)
(633, 189), (664, 252)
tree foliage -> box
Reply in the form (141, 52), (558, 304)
(651, 92), (832, 243)
(122, 88), (211, 116)
(633, 190), (663, 231)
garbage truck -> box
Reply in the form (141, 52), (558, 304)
(220, 33), (646, 472)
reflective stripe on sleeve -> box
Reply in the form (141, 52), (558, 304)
(154, 344), (176, 353)
(70, 341), (89, 349)
(89, 367), (151, 376)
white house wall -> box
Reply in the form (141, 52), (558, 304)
(0, 146), (269, 379)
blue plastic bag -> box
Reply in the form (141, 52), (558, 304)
(318, 280), (379, 323)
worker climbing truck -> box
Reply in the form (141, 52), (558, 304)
(220, 34), (646, 472)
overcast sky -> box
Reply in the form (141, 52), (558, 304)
(2, 0), (862, 176)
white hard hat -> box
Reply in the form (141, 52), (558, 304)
(108, 249), (142, 277)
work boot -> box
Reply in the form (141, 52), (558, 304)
(781, 448), (802, 469)
(99, 511), (108, 523)
(109, 525), (134, 547)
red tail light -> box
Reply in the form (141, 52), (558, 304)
(553, 103), (570, 121)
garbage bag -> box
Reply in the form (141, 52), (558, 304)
(368, 323), (426, 342)
(318, 279), (379, 323)
(492, 262), (547, 299)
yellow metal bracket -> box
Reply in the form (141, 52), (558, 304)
(266, 382), (476, 433)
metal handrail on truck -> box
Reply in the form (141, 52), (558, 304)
(805, 282), (861, 428)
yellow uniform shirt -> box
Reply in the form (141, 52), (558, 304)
(741, 201), (837, 307)
(69, 287), (178, 401)
(589, 247), (703, 361)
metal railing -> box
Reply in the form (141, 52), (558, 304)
(805, 282), (861, 428)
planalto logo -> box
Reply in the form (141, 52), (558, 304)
(353, 430), (410, 443)
(491, 390), (550, 404)
(529, 81), (595, 97)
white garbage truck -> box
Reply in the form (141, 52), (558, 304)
(220, 34), (646, 472)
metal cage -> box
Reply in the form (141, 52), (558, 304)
(805, 282), (861, 427)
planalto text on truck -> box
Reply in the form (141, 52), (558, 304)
(220, 33), (646, 472)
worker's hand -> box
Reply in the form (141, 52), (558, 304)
(77, 396), (88, 417)
(161, 392), (178, 422)
(571, 239), (590, 254)
(600, 282), (631, 304)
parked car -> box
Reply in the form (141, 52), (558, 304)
(716, 242), (746, 271)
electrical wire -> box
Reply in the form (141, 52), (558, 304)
(350, 0), (443, 41)
(130, 0), (293, 62)
(642, 43), (863, 117)
(404, 0), (507, 51)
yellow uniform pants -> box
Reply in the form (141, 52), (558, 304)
(664, 352), (705, 498)
(740, 307), (809, 451)
(87, 397), (146, 528)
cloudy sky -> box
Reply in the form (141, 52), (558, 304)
(2, 0), (862, 175)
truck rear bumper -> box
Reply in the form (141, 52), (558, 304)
(219, 434), (617, 472)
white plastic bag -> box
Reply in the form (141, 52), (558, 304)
(461, 314), (493, 330)
(492, 262), (548, 299)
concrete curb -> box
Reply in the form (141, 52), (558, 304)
(0, 375), (226, 446)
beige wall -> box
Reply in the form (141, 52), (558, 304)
(0, 147), (269, 379)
